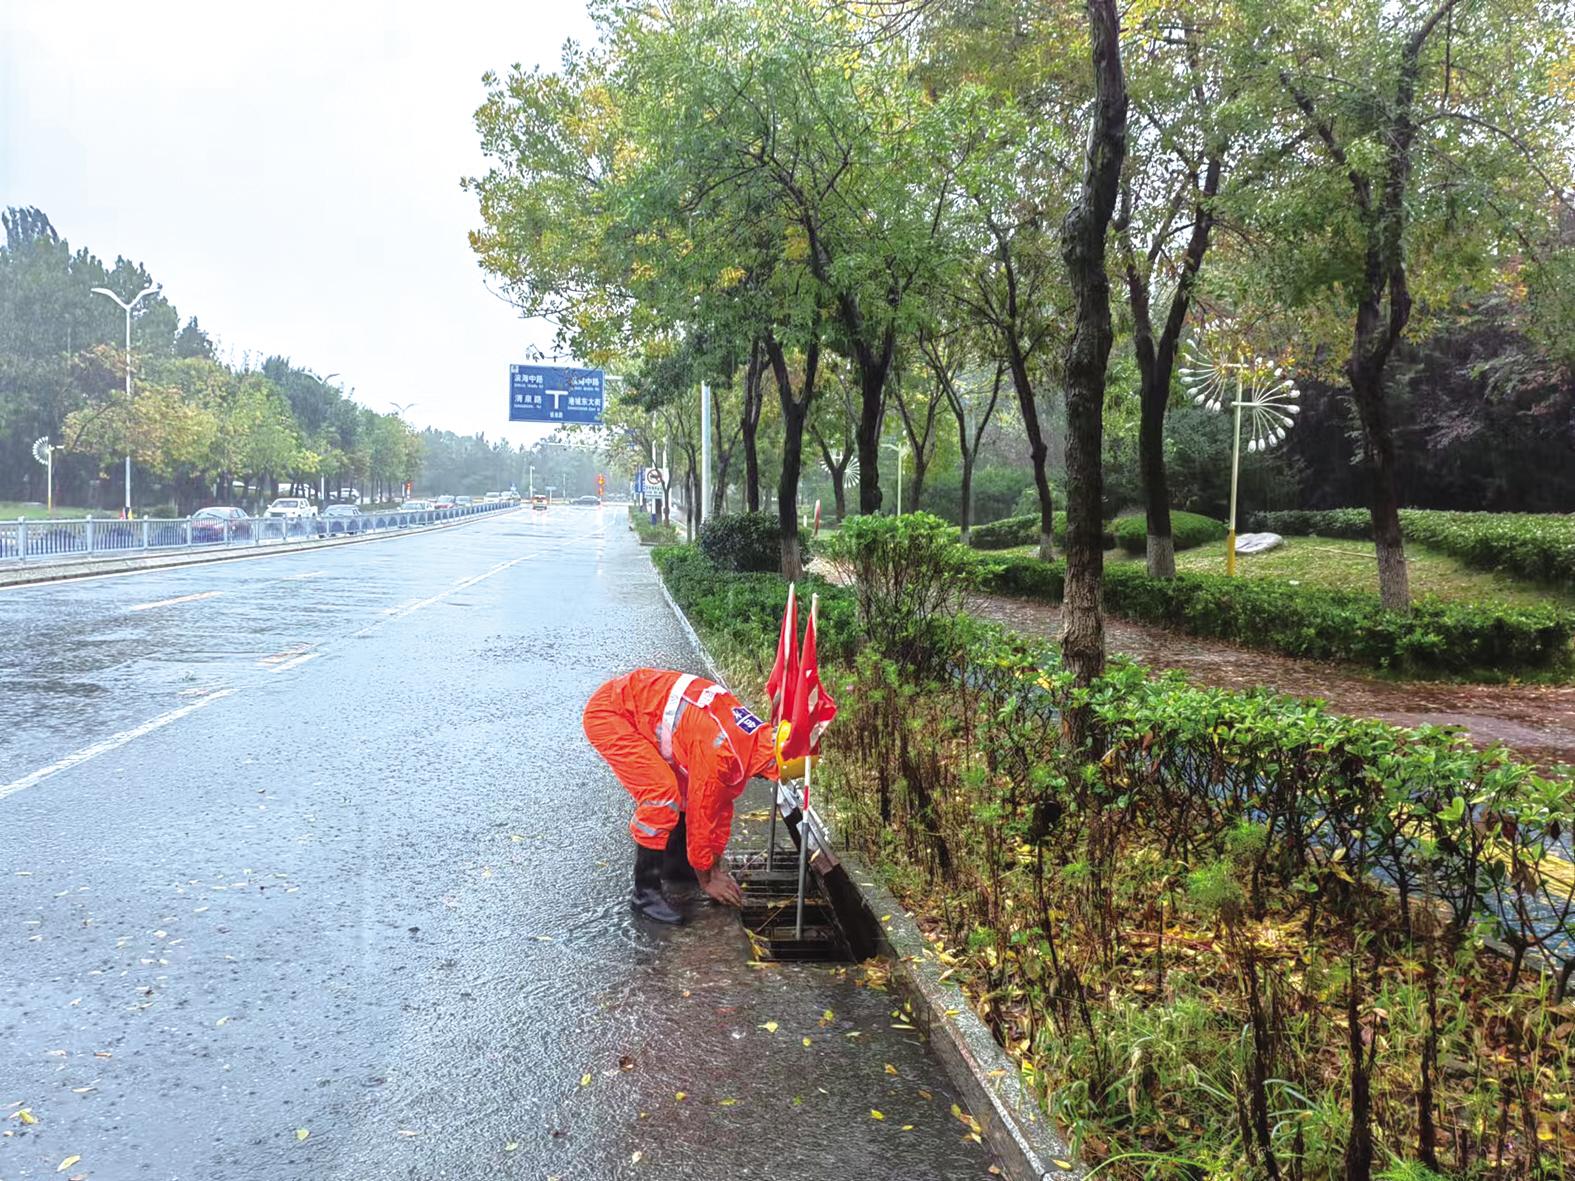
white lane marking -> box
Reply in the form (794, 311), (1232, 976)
(0, 688), (239, 803)
(128, 591), (222, 612)
(279, 570), (324, 582)
(360, 556), (530, 632)
(268, 651), (321, 674)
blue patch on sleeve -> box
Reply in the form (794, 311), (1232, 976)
(731, 705), (764, 734)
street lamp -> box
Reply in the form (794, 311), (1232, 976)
(90, 282), (160, 517)
(1179, 346), (1300, 575)
(881, 440), (909, 516)
(528, 465), (536, 500)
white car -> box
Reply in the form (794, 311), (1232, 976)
(399, 499), (435, 512)
(265, 497), (317, 519)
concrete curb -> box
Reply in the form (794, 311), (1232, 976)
(651, 549), (1083, 1181)
(0, 507), (526, 589)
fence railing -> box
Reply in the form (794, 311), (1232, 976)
(0, 500), (519, 565)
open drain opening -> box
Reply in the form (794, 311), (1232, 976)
(729, 810), (875, 964)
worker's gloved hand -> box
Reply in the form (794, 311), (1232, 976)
(697, 863), (743, 908)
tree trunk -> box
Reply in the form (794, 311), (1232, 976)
(855, 353), (887, 515)
(1058, 0), (1126, 703)
(765, 329), (820, 580)
(1009, 346), (1056, 562)
(959, 452), (976, 546)
(743, 339), (764, 513)
(1351, 360), (1411, 609)
(812, 425), (852, 524)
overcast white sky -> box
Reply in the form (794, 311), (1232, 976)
(0, 0), (596, 447)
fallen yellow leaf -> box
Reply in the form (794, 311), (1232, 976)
(505, 1142), (519, 1151)
(631, 1150), (643, 1164)
(675, 1092), (687, 1102)
(870, 1109), (885, 1120)
(759, 1021), (779, 1033)
(719, 1098), (737, 1107)
(823, 1009), (834, 1020)
(901, 1124), (914, 1131)
(884, 1063), (897, 1076)
(580, 1074), (592, 1087)
(295, 1128), (310, 1142)
(17, 1109), (38, 1126)
(802, 1037), (812, 1048)
(57, 1156), (81, 1172)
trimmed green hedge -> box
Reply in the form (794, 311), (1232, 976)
(971, 512), (1064, 550)
(651, 545), (857, 663)
(976, 553), (1574, 676)
(969, 511), (1116, 551)
(1250, 508), (1575, 586)
(1112, 510), (1227, 555)
(698, 510), (807, 572)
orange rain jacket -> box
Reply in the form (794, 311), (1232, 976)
(583, 668), (780, 871)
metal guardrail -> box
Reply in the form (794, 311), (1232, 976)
(0, 500), (519, 565)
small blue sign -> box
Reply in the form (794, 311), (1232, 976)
(731, 706), (764, 735)
(508, 365), (605, 424)
(634, 468), (646, 495)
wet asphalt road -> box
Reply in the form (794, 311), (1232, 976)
(0, 507), (994, 1180)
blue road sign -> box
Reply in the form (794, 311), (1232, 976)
(508, 365), (605, 424)
(634, 468), (645, 495)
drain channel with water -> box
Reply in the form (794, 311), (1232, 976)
(728, 811), (874, 964)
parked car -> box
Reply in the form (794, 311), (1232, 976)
(398, 499), (434, 512)
(455, 495), (474, 506)
(191, 506), (250, 542)
(265, 497), (316, 520)
(317, 505), (363, 536)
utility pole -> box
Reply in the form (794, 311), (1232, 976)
(90, 282), (159, 518)
(700, 381), (711, 526)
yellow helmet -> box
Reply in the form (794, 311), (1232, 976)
(774, 720), (816, 779)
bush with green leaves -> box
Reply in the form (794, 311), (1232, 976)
(978, 553), (1573, 676)
(628, 504), (680, 546)
(652, 542), (1575, 1179)
(970, 512), (1061, 550)
(824, 512), (983, 673)
(651, 544), (856, 668)
(1250, 508), (1575, 586)
(697, 510), (803, 572)
(1111, 510), (1227, 555)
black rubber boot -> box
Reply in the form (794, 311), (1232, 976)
(632, 846), (684, 925)
(662, 816), (698, 884)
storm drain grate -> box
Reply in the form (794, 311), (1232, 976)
(732, 863), (854, 963)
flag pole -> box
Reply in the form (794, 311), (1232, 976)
(794, 593), (819, 939)
(794, 755), (811, 939)
(767, 786), (778, 873)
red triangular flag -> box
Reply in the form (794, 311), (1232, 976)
(781, 594), (836, 761)
(765, 582), (798, 726)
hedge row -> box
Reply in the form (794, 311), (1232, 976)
(974, 553), (1574, 676)
(1249, 507), (1575, 586)
(1111, 510), (1227, 555)
(651, 545), (858, 664)
(628, 504), (681, 546)
(968, 511), (1118, 551)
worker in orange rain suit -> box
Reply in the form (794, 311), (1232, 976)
(582, 668), (781, 924)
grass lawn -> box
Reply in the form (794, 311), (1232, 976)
(1110, 534), (1575, 609)
(0, 500), (114, 521)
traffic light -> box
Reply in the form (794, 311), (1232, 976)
(596, 473), (606, 499)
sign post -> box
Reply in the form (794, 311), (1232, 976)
(508, 364), (605, 424)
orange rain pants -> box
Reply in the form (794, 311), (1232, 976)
(582, 668), (779, 872)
